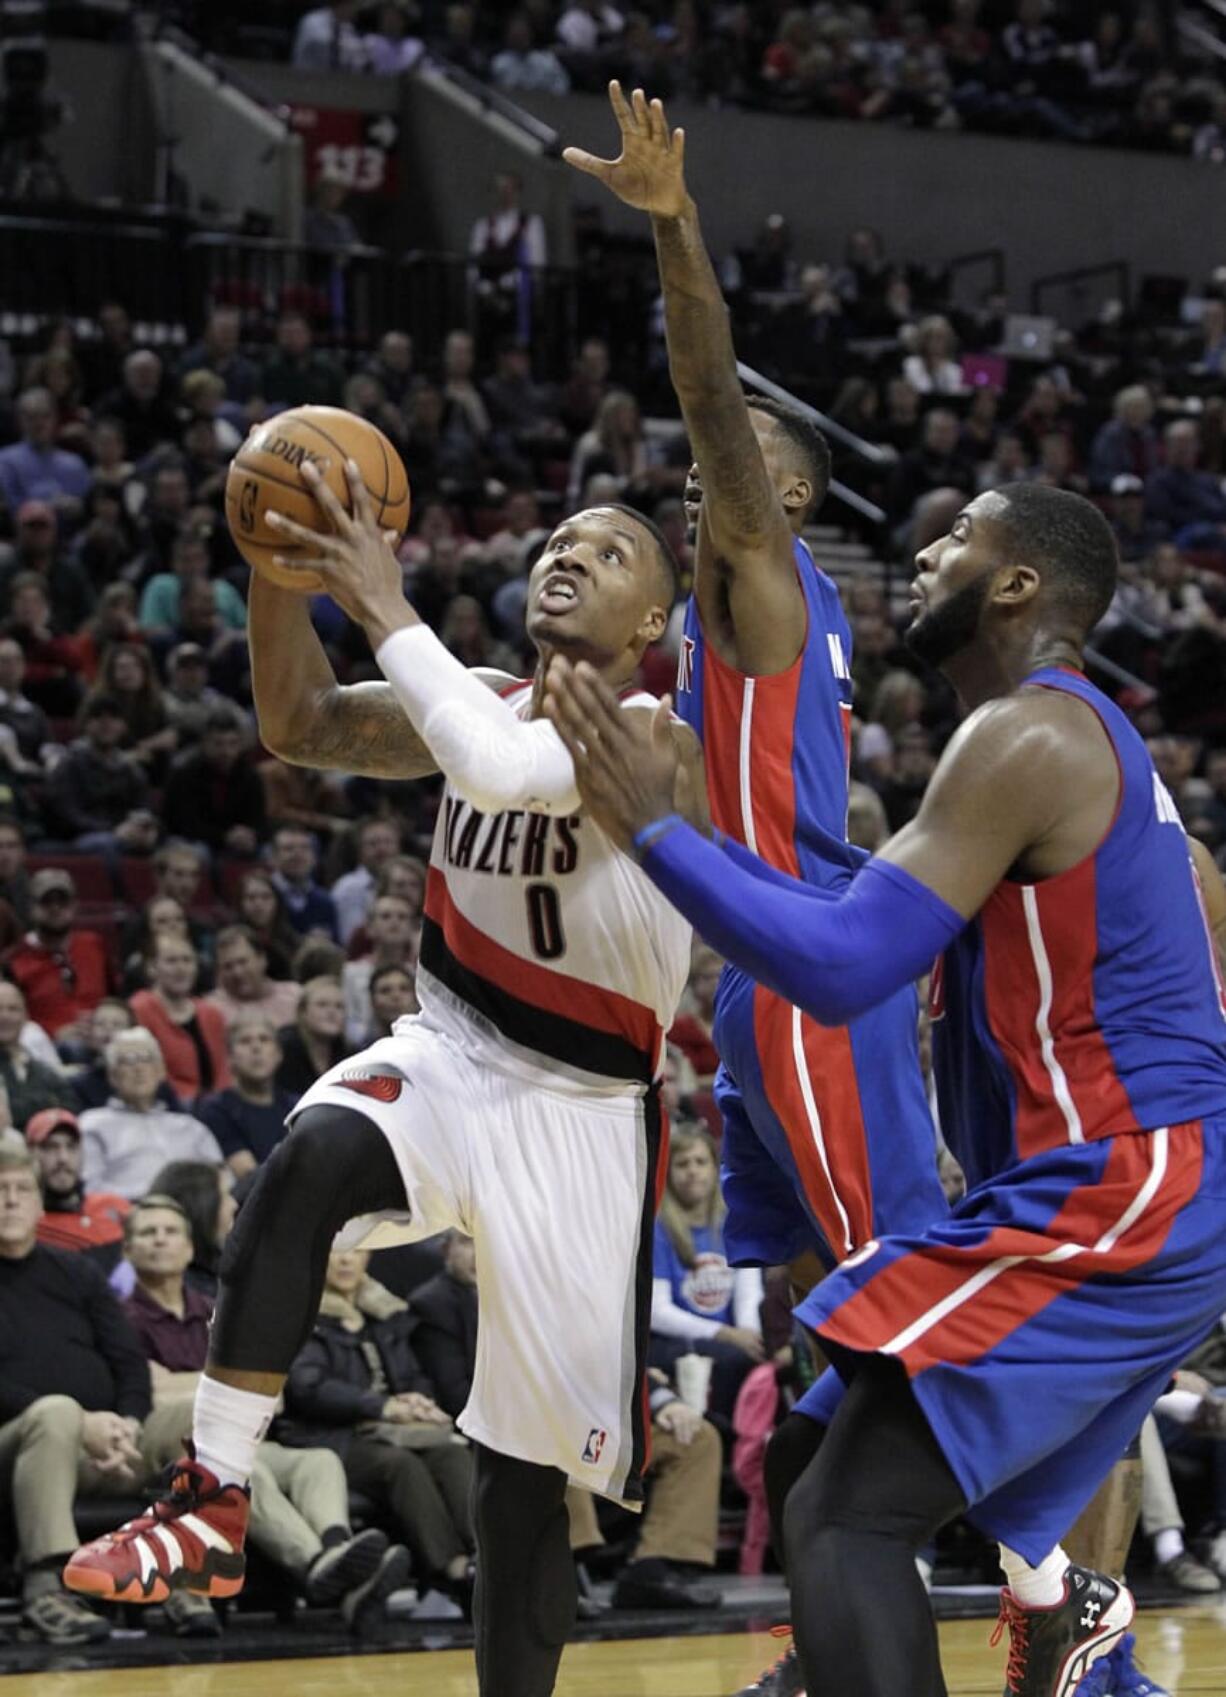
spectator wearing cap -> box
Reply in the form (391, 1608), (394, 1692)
(129, 934), (231, 1108)
(207, 925), (301, 1031)
(0, 638), (51, 766)
(3, 869), (110, 1041)
(44, 693), (155, 859)
(162, 707), (267, 859)
(1109, 472), (1169, 562)
(198, 1016), (295, 1177)
(27, 1107), (129, 1270)
(0, 982), (75, 1129)
(0, 387), (92, 520)
(78, 1029), (222, 1200)
(162, 643), (226, 745)
(331, 816), (403, 946)
(0, 1136), (147, 1645)
(0, 502), (95, 634)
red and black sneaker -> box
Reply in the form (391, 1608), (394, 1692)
(991, 1566), (1135, 1697)
(63, 1450), (249, 1605)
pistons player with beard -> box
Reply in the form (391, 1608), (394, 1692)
(565, 84), (949, 1697)
(65, 462), (696, 1697)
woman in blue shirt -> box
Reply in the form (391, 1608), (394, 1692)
(651, 1125), (764, 1425)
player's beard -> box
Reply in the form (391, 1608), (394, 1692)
(905, 571), (992, 670)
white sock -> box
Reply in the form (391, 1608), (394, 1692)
(193, 1375), (279, 1488)
(999, 1544), (1071, 1608)
(1153, 1527), (1185, 1566)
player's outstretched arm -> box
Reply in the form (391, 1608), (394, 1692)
(248, 574), (438, 780)
(546, 661), (1102, 1023)
(564, 84), (802, 672)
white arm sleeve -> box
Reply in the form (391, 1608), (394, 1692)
(375, 624), (581, 816)
(651, 1276), (723, 1343)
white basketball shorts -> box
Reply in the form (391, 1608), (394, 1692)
(290, 1017), (664, 1508)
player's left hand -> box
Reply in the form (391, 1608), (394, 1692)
(563, 82), (689, 220)
(544, 657), (680, 851)
(266, 459), (413, 644)
(655, 1400), (703, 1446)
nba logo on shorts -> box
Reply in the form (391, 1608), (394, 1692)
(581, 1428), (607, 1465)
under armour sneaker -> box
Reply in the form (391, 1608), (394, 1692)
(732, 1627), (805, 1697)
(63, 1452), (249, 1605)
(992, 1566), (1135, 1697)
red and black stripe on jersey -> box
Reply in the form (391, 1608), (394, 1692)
(421, 869), (662, 1086)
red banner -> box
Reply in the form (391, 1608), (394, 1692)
(287, 106), (400, 201)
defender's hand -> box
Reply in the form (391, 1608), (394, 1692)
(544, 657), (681, 852)
(563, 81), (689, 220)
(267, 459), (414, 646)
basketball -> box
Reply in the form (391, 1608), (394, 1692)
(224, 406), (411, 593)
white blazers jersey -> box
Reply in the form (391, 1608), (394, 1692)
(416, 680), (692, 1094)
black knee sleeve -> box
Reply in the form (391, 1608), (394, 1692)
(764, 1411), (826, 1571)
(211, 1106), (407, 1372)
(472, 1446), (574, 1696)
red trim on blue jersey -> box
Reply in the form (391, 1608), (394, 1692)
(751, 983), (874, 1257)
(700, 635), (804, 877)
(982, 864), (1136, 1159)
(423, 867), (662, 1061)
(824, 1124), (1204, 1376)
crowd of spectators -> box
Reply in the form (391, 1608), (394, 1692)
(0, 163), (1224, 1650)
(192, 1), (1224, 159)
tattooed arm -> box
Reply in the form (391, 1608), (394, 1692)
(564, 83), (804, 674)
(249, 575), (440, 779)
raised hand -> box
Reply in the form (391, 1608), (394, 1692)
(563, 81), (688, 219)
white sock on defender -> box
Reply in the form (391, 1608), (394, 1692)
(193, 1375), (278, 1488)
(999, 1544), (1071, 1608)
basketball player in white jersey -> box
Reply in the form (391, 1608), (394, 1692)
(66, 462), (695, 1697)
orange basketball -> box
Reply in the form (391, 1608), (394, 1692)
(225, 406), (411, 593)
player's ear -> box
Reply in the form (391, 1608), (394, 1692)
(638, 602), (668, 645)
(996, 563), (1041, 605)
(783, 475), (812, 519)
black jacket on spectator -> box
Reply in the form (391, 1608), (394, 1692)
(410, 1270), (478, 1419)
(278, 1305), (435, 1458)
(0, 1243), (151, 1421)
(161, 746), (267, 852)
(275, 1026), (348, 1097)
(46, 739), (147, 837)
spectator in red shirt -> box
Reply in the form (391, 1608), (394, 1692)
(27, 1107), (129, 1272)
(667, 944), (722, 1085)
(129, 933), (230, 1107)
(4, 868), (110, 1041)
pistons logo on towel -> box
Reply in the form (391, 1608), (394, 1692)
(581, 1428), (607, 1465)
(337, 1072), (403, 1104)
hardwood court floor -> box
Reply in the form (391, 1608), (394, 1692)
(5, 1610), (1226, 1697)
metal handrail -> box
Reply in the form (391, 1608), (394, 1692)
(1177, 15), (1226, 64)
(1030, 261), (1131, 316)
(418, 58), (561, 155)
(736, 360), (894, 466)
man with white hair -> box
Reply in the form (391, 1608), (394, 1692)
(0, 387), (92, 515)
(98, 352), (178, 459)
(78, 1030), (222, 1201)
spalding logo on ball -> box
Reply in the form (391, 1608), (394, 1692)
(225, 404), (411, 594)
